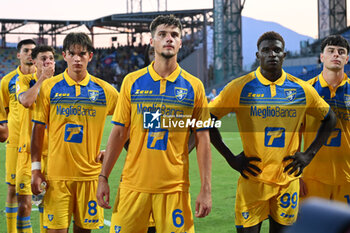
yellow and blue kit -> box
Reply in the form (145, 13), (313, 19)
(210, 67), (330, 185)
(16, 73), (49, 195)
(112, 62), (210, 193)
(209, 67), (330, 227)
(33, 69), (118, 181)
(0, 67), (23, 185)
(1, 67), (23, 147)
(303, 73), (350, 202)
(0, 100), (7, 122)
(16, 73), (45, 154)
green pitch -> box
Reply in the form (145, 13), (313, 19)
(0, 115), (269, 232)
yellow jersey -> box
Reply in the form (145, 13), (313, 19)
(0, 98), (7, 123)
(209, 67), (330, 185)
(16, 73), (49, 155)
(112, 62), (210, 193)
(303, 73), (350, 185)
(0, 66), (23, 146)
(33, 70), (118, 181)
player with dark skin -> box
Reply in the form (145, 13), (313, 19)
(209, 37), (336, 233)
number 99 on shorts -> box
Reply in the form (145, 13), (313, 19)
(279, 192), (298, 209)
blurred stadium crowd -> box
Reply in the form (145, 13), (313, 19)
(0, 31), (202, 91)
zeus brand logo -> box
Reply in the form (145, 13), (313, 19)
(135, 89), (153, 94)
(247, 92), (264, 97)
(54, 93), (70, 97)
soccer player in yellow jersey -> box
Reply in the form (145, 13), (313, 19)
(97, 15), (212, 233)
(31, 32), (119, 233)
(0, 101), (8, 141)
(300, 35), (350, 204)
(0, 39), (36, 233)
(16, 45), (55, 233)
(209, 31), (336, 233)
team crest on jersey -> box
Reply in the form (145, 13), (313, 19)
(48, 214), (54, 221)
(114, 225), (121, 233)
(11, 174), (15, 179)
(284, 89), (297, 101)
(344, 94), (350, 107)
(9, 84), (16, 94)
(242, 212), (249, 219)
(175, 87), (188, 102)
(20, 183), (24, 189)
(88, 90), (99, 102)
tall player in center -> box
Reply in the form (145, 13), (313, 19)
(97, 15), (212, 233)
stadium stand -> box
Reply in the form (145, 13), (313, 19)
(0, 30), (203, 91)
(0, 48), (17, 77)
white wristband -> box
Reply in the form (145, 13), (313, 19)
(31, 161), (41, 171)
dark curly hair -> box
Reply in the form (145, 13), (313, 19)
(257, 31), (285, 49)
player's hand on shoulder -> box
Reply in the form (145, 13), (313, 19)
(283, 151), (313, 176)
(229, 151), (261, 179)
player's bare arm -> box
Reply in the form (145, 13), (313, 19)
(97, 124), (129, 209)
(18, 62), (54, 108)
(96, 128), (130, 163)
(284, 109), (337, 176)
(209, 116), (261, 179)
(194, 129), (212, 218)
(30, 122), (47, 195)
(187, 132), (196, 154)
(0, 123), (8, 142)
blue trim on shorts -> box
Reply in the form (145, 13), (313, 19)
(236, 225), (243, 229)
(6, 182), (11, 185)
(99, 226), (104, 229)
(43, 226), (48, 229)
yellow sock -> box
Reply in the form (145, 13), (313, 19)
(6, 202), (18, 233)
(39, 204), (47, 233)
(17, 216), (33, 233)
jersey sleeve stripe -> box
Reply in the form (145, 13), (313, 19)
(111, 121), (125, 127)
(196, 127), (210, 131)
(32, 120), (46, 125)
